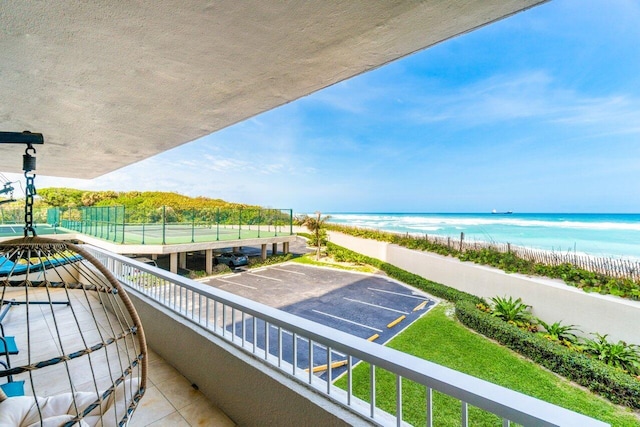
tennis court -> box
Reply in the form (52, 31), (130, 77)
(52, 205), (294, 245)
(55, 222), (292, 245)
(0, 224), (66, 238)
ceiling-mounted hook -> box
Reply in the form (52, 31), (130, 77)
(23, 143), (37, 173)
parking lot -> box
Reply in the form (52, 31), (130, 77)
(200, 263), (436, 378)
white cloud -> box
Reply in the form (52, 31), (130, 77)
(405, 71), (640, 137)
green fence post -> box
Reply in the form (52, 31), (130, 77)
(289, 209), (293, 235)
(238, 207), (242, 239)
(191, 208), (195, 243)
(122, 206), (126, 244)
(275, 209), (278, 237)
(216, 207), (219, 241)
(162, 205), (166, 245)
(106, 206), (110, 240)
(257, 209), (261, 238)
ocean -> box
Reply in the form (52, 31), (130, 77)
(325, 213), (640, 260)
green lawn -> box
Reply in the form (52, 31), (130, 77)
(292, 253), (377, 273)
(336, 304), (640, 426)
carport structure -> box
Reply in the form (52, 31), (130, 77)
(73, 232), (295, 274)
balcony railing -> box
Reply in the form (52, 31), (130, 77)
(85, 245), (608, 427)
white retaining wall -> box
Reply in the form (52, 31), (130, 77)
(327, 231), (640, 344)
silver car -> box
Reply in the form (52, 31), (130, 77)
(215, 252), (248, 268)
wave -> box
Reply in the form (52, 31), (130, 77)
(327, 214), (640, 232)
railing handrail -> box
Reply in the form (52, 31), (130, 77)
(86, 245), (608, 427)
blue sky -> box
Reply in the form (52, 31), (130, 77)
(5, 0), (640, 213)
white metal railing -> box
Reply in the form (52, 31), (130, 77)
(86, 246), (608, 427)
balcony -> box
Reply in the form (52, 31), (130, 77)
(71, 246), (605, 426)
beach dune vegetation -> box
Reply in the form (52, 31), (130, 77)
(327, 224), (640, 301)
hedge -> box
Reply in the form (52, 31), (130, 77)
(456, 300), (640, 408)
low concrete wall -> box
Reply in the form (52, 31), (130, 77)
(127, 290), (372, 427)
(329, 231), (640, 344)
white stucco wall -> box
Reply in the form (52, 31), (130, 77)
(328, 231), (640, 344)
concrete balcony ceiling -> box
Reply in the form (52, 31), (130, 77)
(0, 1), (545, 178)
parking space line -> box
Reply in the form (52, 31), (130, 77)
(343, 297), (409, 315)
(413, 301), (428, 311)
(312, 310), (382, 332)
(215, 278), (257, 289)
(247, 272), (282, 282)
(307, 360), (347, 373)
(368, 287), (430, 301)
(387, 315), (406, 328)
(269, 266), (306, 275)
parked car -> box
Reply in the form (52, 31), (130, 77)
(215, 252), (248, 268)
(132, 257), (158, 267)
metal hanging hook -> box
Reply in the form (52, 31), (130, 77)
(0, 131), (44, 237)
(23, 143), (37, 173)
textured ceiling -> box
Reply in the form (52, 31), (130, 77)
(0, 1), (545, 178)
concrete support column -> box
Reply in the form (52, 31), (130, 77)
(232, 246), (240, 252)
(261, 244), (267, 260)
(179, 252), (187, 269)
(272, 243), (278, 255)
(170, 253), (178, 274)
(283, 242), (289, 254)
(205, 249), (213, 275)
(151, 254), (158, 260)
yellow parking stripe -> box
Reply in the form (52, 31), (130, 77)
(367, 334), (380, 342)
(413, 301), (427, 312)
(387, 315), (406, 328)
(306, 360), (348, 373)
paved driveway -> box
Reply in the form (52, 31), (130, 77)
(200, 263), (436, 379)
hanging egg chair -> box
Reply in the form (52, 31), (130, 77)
(0, 237), (147, 426)
(0, 131), (146, 426)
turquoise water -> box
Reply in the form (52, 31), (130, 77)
(325, 213), (640, 260)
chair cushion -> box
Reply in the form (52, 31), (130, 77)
(1, 380), (25, 397)
(0, 336), (18, 354)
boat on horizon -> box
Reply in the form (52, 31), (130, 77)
(492, 209), (513, 215)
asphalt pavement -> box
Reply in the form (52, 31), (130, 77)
(200, 262), (436, 379)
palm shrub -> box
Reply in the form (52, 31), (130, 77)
(582, 334), (640, 376)
(301, 212), (331, 260)
(537, 319), (580, 348)
(490, 296), (537, 331)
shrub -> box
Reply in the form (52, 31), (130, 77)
(456, 300), (640, 408)
(537, 319), (580, 346)
(582, 334), (640, 376)
(490, 296), (532, 323)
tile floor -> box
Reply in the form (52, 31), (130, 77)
(131, 348), (235, 427)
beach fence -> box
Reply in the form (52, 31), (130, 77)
(416, 232), (640, 282)
(49, 205), (293, 245)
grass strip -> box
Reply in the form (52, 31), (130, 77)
(335, 304), (640, 426)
